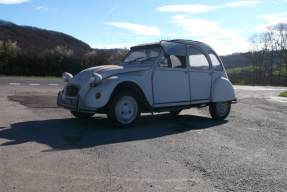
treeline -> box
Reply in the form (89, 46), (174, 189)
(220, 52), (251, 69)
(242, 21), (287, 86)
(0, 40), (129, 77)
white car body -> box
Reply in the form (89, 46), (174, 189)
(57, 40), (237, 127)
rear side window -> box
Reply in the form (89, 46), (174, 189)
(159, 54), (186, 68)
(188, 47), (210, 70)
(209, 51), (223, 71)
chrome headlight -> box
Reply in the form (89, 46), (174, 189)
(90, 73), (102, 86)
(62, 72), (73, 82)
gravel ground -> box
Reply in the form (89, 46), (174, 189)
(0, 84), (287, 192)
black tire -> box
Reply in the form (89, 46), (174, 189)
(209, 101), (231, 120)
(107, 91), (141, 128)
(169, 110), (182, 115)
(70, 110), (94, 118)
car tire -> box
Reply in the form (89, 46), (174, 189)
(209, 101), (231, 120)
(169, 110), (182, 115)
(107, 91), (141, 128)
(70, 110), (94, 118)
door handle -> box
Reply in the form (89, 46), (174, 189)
(185, 71), (188, 74)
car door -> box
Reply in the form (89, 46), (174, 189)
(152, 54), (190, 105)
(188, 46), (212, 101)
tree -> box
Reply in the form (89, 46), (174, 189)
(247, 21), (287, 86)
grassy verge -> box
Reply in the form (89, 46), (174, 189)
(279, 91), (287, 97)
(0, 75), (60, 79)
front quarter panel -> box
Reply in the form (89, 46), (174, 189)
(211, 77), (236, 102)
(83, 73), (149, 109)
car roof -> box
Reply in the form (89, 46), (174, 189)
(130, 42), (161, 50)
(131, 39), (214, 52)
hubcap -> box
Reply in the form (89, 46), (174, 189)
(115, 96), (138, 124)
(216, 101), (228, 116)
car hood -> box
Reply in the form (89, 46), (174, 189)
(69, 65), (151, 84)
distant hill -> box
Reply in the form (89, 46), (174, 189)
(0, 19), (252, 69)
(220, 53), (251, 69)
(0, 19), (91, 54)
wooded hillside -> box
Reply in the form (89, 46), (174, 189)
(0, 20), (91, 54)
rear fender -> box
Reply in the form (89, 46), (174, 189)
(211, 77), (236, 102)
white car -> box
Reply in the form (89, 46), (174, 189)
(57, 40), (237, 127)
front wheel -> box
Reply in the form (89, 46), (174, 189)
(209, 101), (231, 120)
(70, 110), (94, 118)
(107, 91), (141, 128)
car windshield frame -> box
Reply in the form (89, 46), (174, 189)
(160, 40), (187, 56)
(122, 43), (163, 64)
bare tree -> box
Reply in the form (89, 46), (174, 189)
(247, 21), (287, 86)
(272, 22), (287, 85)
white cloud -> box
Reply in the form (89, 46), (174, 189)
(253, 12), (287, 31)
(257, 12), (287, 20)
(0, 0), (29, 4)
(103, 32), (111, 35)
(0, 0), (30, 4)
(36, 6), (49, 11)
(197, 36), (249, 55)
(169, 15), (247, 55)
(170, 15), (242, 37)
(157, 5), (222, 14)
(226, 1), (262, 7)
(105, 22), (162, 35)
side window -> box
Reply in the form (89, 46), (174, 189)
(209, 51), (223, 71)
(158, 54), (186, 68)
(188, 47), (210, 70)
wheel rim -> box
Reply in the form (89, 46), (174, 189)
(216, 101), (229, 116)
(115, 96), (138, 124)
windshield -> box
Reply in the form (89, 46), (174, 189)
(122, 47), (162, 63)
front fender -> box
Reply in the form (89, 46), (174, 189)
(211, 77), (236, 102)
(83, 76), (149, 109)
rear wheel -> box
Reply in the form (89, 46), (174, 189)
(70, 110), (94, 118)
(107, 91), (141, 128)
(209, 101), (231, 120)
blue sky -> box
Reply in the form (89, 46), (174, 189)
(0, 0), (287, 55)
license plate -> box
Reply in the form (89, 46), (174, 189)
(65, 98), (77, 106)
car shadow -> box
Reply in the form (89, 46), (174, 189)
(0, 114), (227, 151)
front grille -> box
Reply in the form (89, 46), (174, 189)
(66, 85), (79, 96)
(65, 98), (78, 106)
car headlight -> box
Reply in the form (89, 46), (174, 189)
(62, 72), (73, 82)
(90, 73), (102, 86)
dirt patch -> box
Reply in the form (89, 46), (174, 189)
(8, 92), (58, 108)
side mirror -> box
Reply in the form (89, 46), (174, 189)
(160, 58), (168, 65)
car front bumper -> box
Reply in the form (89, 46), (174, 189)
(56, 91), (98, 114)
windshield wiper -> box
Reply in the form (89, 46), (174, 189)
(141, 57), (158, 63)
(129, 57), (144, 63)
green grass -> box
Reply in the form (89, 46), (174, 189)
(279, 91), (287, 97)
(0, 75), (60, 79)
(226, 66), (253, 74)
